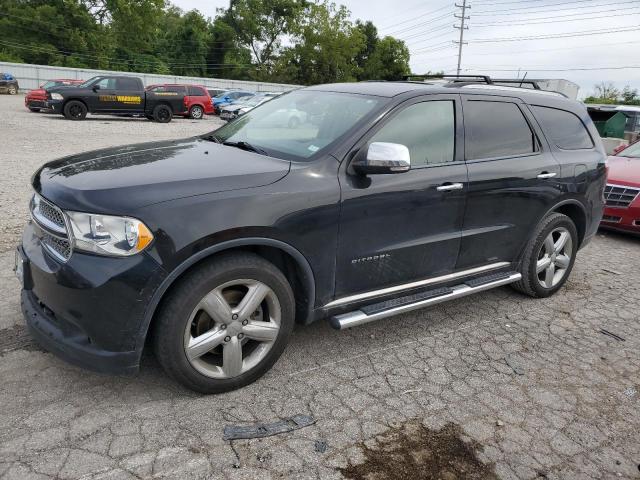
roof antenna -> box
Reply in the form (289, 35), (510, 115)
(519, 72), (528, 88)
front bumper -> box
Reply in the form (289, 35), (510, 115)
(25, 98), (48, 109)
(601, 203), (640, 235)
(45, 99), (63, 113)
(19, 222), (167, 374)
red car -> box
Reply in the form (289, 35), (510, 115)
(145, 84), (213, 119)
(601, 139), (640, 234)
(25, 79), (83, 112)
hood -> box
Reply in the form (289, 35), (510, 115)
(34, 137), (291, 214)
(607, 155), (640, 188)
(47, 85), (88, 95)
(27, 88), (46, 98)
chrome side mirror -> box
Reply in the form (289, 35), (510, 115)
(352, 142), (411, 175)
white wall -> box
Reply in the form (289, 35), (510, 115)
(0, 61), (299, 92)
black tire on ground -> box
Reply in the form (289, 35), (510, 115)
(29, 108), (40, 112)
(152, 104), (172, 123)
(189, 105), (204, 119)
(153, 252), (296, 394)
(511, 212), (578, 298)
(8, 86), (17, 95)
(63, 100), (88, 120)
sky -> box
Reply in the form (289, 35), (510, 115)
(172, 0), (640, 98)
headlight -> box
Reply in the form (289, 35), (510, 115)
(66, 212), (154, 257)
(50, 93), (63, 100)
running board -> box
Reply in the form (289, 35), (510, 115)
(329, 271), (521, 330)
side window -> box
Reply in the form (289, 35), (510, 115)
(187, 86), (201, 96)
(465, 100), (538, 159)
(369, 101), (455, 167)
(95, 77), (116, 89)
(116, 77), (139, 90)
(530, 105), (594, 150)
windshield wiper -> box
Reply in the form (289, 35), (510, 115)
(222, 141), (268, 156)
(202, 133), (222, 143)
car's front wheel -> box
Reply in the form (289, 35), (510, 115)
(63, 100), (88, 120)
(512, 212), (578, 298)
(8, 86), (17, 95)
(153, 252), (295, 393)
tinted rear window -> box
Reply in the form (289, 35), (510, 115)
(188, 86), (206, 96)
(116, 77), (141, 90)
(465, 100), (538, 159)
(530, 105), (594, 150)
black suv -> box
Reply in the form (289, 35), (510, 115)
(16, 79), (607, 393)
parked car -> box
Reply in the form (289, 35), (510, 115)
(212, 90), (254, 113)
(25, 79), (84, 112)
(600, 138), (640, 235)
(219, 94), (276, 121)
(207, 88), (228, 98)
(45, 75), (186, 122)
(146, 84), (213, 119)
(0, 72), (19, 94)
(16, 79), (606, 393)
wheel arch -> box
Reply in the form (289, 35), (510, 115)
(138, 237), (316, 353)
(550, 199), (587, 248)
(62, 97), (88, 111)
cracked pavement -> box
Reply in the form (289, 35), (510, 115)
(1, 95), (639, 479)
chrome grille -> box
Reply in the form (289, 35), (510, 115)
(604, 184), (640, 208)
(41, 231), (72, 262)
(30, 193), (72, 261)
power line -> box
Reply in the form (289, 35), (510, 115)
(470, 25), (640, 43)
(385, 12), (452, 36)
(379, 4), (452, 31)
(471, 6), (640, 26)
(474, 0), (632, 14)
(473, 0), (639, 16)
(465, 39), (640, 55)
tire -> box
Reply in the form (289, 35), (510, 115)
(153, 252), (295, 394)
(8, 86), (17, 95)
(288, 116), (300, 128)
(29, 107), (40, 112)
(152, 104), (172, 123)
(511, 212), (578, 298)
(63, 100), (87, 120)
(189, 105), (204, 119)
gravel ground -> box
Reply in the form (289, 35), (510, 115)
(1, 94), (639, 480)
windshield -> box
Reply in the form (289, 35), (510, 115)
(244, 96), (268, 107)
(206, 90), (383, 161)
(620, 142), (640, 158)
(77, 76), (100, 88)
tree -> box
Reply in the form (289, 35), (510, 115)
(354, 20), (378, 78)
(361, 36), (410, 81)
(584, 83), (640, 106)
(594, 82), (620, 102)
(275, 1), (365, 85)
(224, 0), (306, 77)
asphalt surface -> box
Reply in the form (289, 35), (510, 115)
(1, 94), (639, 480)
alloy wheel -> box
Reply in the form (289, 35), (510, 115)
(183, 279), (281, 379)
(536, 227), (573, 288)
(191, 106), (203, 119)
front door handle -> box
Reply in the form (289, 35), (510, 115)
(537, 172), (557, 179)
(436, 182), (464, 192)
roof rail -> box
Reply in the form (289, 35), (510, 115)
(404, 74), (494, 84)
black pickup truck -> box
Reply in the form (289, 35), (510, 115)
(45, 75), (186, 122)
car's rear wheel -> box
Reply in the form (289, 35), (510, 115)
(512, 212), (578, 298)
(8, 86), (17, 95)
(153, 252), (295, 393)
(153, 104), (172, 123)
(63, 100), (87, 120)
(189, 105), (204, 119)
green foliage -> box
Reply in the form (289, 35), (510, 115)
(584, 83), (640, 106)
(0, 0), (414, 84)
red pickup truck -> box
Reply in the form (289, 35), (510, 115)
(25, 79), (84, 112)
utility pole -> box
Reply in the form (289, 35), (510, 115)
(454, 0), (470, 77)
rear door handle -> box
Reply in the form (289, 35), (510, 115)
(436, 182), (464, 192)
(537, 172), (557, 179)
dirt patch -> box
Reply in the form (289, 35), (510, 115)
(0, 324), (45, 354)
(340, 421), (498, 480)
